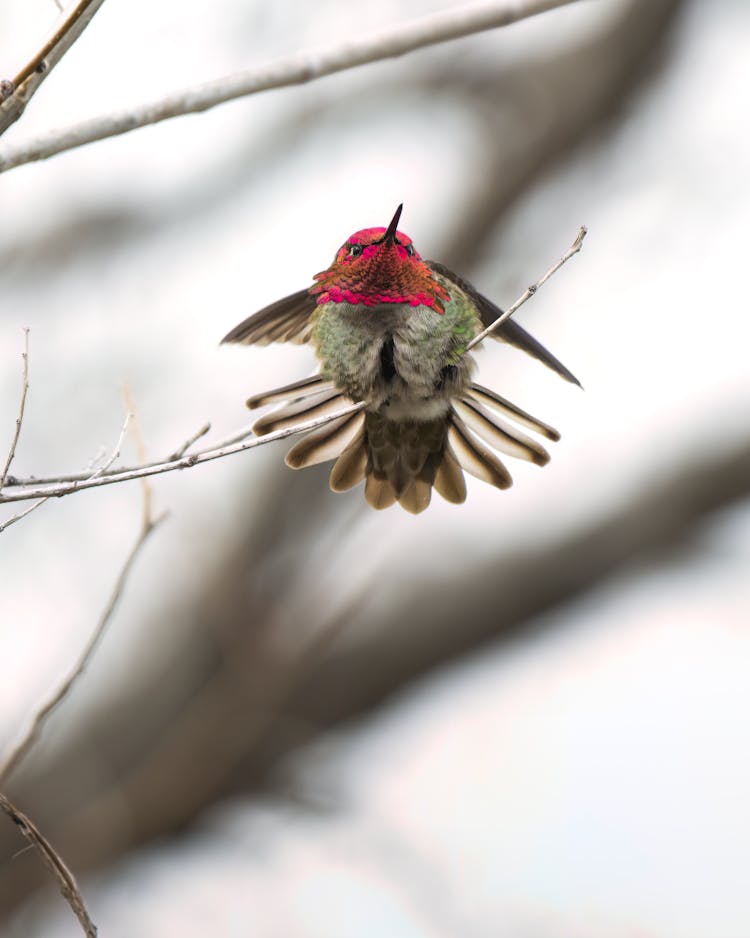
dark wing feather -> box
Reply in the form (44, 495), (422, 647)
(221, 288), (317, 346)
(428, 261), (581, 387)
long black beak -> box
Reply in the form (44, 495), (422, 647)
(381, 203), (403, 245)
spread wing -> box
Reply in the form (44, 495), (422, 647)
(221, 288), (317, 345)
(428, 261), (581, 387)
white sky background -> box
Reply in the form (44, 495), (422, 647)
(1, 0), (750, 935)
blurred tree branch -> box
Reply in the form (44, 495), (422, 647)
(0, 0), (580, 173)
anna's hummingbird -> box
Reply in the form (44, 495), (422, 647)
(222, 204), (579, 514)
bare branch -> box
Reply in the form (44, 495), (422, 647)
(1, 329), (30, 490)
(0, 0), (580, 173)
(0, 402), (367, 505)
(0, 792), (97, 937)
(0, 0), (109, 137)
(465, 226), (587, 351)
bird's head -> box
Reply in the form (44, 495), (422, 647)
(310, 204), (450, 313)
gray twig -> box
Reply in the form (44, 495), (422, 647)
(465, 226), (587, 351)
(1, 407), (135, 533)
(168, 421), (212, 461)
(0, 498), (49, 534)
(0, 329), (30, 491)
(0, 505), (166, 784)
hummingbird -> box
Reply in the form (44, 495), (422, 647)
(222, 204), (579, 514)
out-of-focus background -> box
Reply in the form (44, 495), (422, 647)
(1, 0), (749, 935)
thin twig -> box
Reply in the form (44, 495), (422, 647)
(168, 421), (211, 461)
(0, 0), (109, 136)
(1, 329), (30, 491)
(0, 792), (97, 937)
(0, 406), (134, 533)
(87, 411), (132, 480)
(0, 497), (50, 534)
(0, 401), (367, 505)
(0, 0), (580, 172)
(0, 512), (165, 784)
(465, 226), (587, 351)
(121, 385), (156, 530)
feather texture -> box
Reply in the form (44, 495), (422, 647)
(284, 412), (365, 470)
(221, 289), (316, 346)
(447, 412), (513, 490)
(467, 383), (560, 441)
(252, 388), (347, 436)
(432, 446), (467, 504)
(365, 474), (398, 510)
(246, 374), (334, 410)
(329, 429), (368, 492)
(398, 477), (432, 514)
(452, 398), (550, 466)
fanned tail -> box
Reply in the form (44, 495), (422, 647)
(246, 376), (559, 513)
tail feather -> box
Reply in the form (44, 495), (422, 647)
(365, 474), (398, 510)
(329, 429), (368, 492)
(448, 413), (513, 490)
(246, 374), (335, 411)
(253, 389), (346, 436)
(285, 412), (364, 469)
(433, 446), (467, 504)
(453, 398), (550, 466)
(467, 383), (560, 442)
(398, 477), (432, 514)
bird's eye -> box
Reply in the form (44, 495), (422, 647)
(348, 244), (363, 258)
(405, 244), (415, 257)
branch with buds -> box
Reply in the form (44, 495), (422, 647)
(0, 227), (585, 511)
(0, 0), (581, 173)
